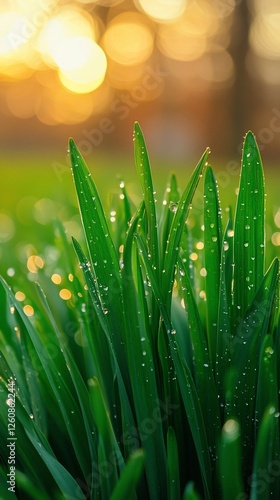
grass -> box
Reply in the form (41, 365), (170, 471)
(0, 123), (279, 499)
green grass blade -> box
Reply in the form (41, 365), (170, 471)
(177, 257), (220, 462)
(204, 166), (222, 364)
(0, 277), (91, 479)
(215, 220), (233, 405)
(89, 377), (123, 497)
(233, 131), (265, 320)
(219, 419), (244, 500)
(255, 334), (279, 428)
(122, 205), (168, 499)
(72, 237), (137, 459)
(69, 138), (126, 356)
(229, 258), (279, 478)
(134, 122), (159, 275)
(250, 406), (280, 500)
(167, 427), (180, 500)
(110, 450), (144, 500)
(159, 173), (181, 267)
(182, 482), (202, 500)
(162, 148), (210, 311)
(35, 283), (97, 462)
(135, 233), (212, 499)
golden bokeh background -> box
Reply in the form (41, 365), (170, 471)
(0, 0), (280, 159)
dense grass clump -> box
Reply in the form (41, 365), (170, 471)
(0, 123), (279, 499)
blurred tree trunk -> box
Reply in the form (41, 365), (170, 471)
(228, 0), (252, 155)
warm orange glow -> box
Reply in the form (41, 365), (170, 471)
(271, 232), (280, 246)
(156, 3), (218, 61)
(51, 274), (62, 285)
(23, 305), (34, 317)
(0, 0), (279, 127)
(15, 291), (26, 301)
(59, 289), (72, 300)
(136, 0), (187, 22)
(274, 210), (280, 228)
(102, 13), (154, 66)
(37, 7), (95, 67)
(250, 13), (280, 59)
(27, 255), (44, 273)
(56, 37), (107, 93)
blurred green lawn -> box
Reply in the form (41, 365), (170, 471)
(0, 151), (279, 287)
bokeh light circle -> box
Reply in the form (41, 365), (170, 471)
(56, 37), (107, 94)
(102, 12), (154, 66)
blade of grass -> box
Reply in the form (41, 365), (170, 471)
(250, 406), (280, 500)
(167, 427), (180, 500)
(177, 256), (221, 463)
(233, 131), (265, 321)
(35, 283), (98, 464)
(134, 122), (159, 275)
(72, 237), (137, 460)
(0, 277), (91, 479)
(204, 165), (222, 365)
(159, 173), (181, 268)
(69, 139), (127, 376)
(122, 204), (168, 499)
(255, 334), (279, 429)
(229, 258), (279, 479)
(215, 220), (233, 406)
(110, 449), (144, 500)
(89, 377), (124, 497)
(219, 419), (244, 500)
(135, 233), (212, 499)
(162, 148), (210, 312)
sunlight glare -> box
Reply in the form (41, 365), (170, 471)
(102, 13), (154, 66)
(55, 37), (107, 93)
(136, 0), (187, 22)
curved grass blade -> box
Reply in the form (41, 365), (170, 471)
(122, 204), (168, 499)
(110, 449), (144, 500)
(10, 392), (86, 498)
(233, 131), (265, 320)
(229, 258), (279, 477)
(159, 173), (180, 267)
(215, 220), (233, 406)
(135, 234), (212, 499)
(182, 481), (202, 500)
(69, 138), (125, 351)
(35, 283), (97, 464)
(255, 334), (279, 428)
(134, 122), (159, 275)
(204, 165), (222, 364)
(219, 419), (244, 500)
(0, 277), (91, 479)
(72, 237), (137, 458)
(162, 148), (210, 312)
(177, 257), (220, 461)
(167, 427), (180, 500)
(250, 406), (280, 500)
(25, 429), (86, 499)
(89, 377), (124, 497)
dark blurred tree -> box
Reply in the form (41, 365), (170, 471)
(228, 0), (252, 154)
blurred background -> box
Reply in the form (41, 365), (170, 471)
(0, 0), (279, 270)
(1, 0), (280, 157)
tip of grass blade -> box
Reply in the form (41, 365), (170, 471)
(243, 130), (259, 152)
